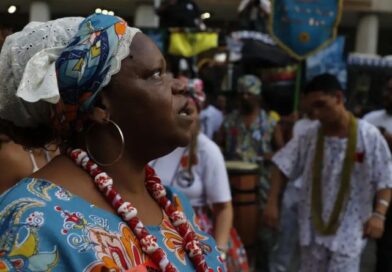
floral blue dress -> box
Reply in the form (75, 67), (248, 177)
(0, 178), (225, 272)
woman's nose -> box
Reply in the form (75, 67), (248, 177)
(172, 78), (187, 95)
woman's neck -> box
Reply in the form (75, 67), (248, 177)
(102, 154), (148, 196)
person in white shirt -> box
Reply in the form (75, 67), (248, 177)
(363, 76), (392, 272)
(270, 115), (317, 272)
(264, 74), (392, 272)
(200, 100), (224, 140)
(151, 78), (248, 271)
(363, 77), (392, 149)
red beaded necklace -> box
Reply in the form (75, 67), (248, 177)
(69, 149), (210, 272)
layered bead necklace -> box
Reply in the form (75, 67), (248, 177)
(69, 149), (210, 272)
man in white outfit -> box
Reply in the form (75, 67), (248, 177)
(264, 74), (392, 272)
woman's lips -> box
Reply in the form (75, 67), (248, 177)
(177, 101), (194, 124)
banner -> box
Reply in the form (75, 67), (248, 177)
(306, 36), (347, 88)
(269, 0), (343, 60)
(168, 32), (218, 57)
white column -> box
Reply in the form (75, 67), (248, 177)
(29, 1), (50, 22)
(134, 4), (159, 28)
(355, 14), (379, 54)
(154, 0), (161, 8)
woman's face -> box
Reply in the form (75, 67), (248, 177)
(102, 33), (194, 160)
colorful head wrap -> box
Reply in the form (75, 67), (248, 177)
(237, 74), (262, 96)
(0, 14), (140, 128)
(56, 14), (134, 115)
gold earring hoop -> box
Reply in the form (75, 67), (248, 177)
(85, 120), (125, 166)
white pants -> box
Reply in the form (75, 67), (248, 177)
(300, 243), (362, 272)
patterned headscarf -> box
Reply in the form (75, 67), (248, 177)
(237, 74), (262, 96)
(55, 14), (139, 128)
(0, 14), (139, 129)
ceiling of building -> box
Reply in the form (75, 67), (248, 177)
(1, 0), (392, 29)
(0, 0), (239, 20)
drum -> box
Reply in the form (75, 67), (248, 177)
(226, 161), (259, 264)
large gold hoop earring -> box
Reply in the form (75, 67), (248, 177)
(85, 120), (125, 166)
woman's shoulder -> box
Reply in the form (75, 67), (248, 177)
(1, 178), (48, 204)
(0, 178), (75, 222)
(0, 178), (152, 271)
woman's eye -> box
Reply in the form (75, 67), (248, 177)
(151, 70), (163, 80)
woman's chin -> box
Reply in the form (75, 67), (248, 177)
(175, 131), (192, 147)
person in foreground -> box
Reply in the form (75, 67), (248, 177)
(0, 132), (58, 194)
(151, 78), (233, 250)
(151, 78), (248, 271)
(0, 34), (58, 194)
(263, 74), (392, 272)
(0, 14), (224, 271)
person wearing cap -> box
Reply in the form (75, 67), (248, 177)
(217, 74), (284, 271)
(263, 73), (392, 272)
(151, 77), (249, 271)
(219, 74), (283, 164)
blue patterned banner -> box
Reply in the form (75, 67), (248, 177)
(306, 36), (347, 88)
(306, 37), (347, 89)
(269, 0), (343, 60)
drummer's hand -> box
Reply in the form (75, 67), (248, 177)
(263, 200), (280, 231)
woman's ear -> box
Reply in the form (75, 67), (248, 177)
(89, 94), (111, 123)
(89, 107), (110, 124)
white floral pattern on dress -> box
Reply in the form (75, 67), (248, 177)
(55, 188), (72, 201)
(25, 211), (45, 227)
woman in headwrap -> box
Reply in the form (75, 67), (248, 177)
(0, 27), (58, 193)
(0, 133), (58, 193)
(151, 78), (249, 271)
(0, 14), (224, 272)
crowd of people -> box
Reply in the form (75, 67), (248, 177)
(0, 6), (392, 272)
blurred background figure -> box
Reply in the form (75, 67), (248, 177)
(269, 100), (316, 272)
(0, 28), (58, 194)
(156, 0), (205, 29)
(264, 73), (392, 272)
(151, 77), (249, 271)
(200, 92), (224, 140)
(363, 76), (392, 272)
(238, 0), (270, 32)
(217, 74), (284, 272)
(0, 130), (58, 194)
